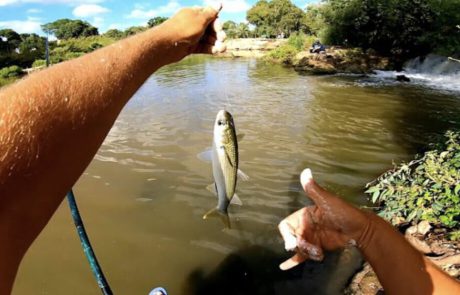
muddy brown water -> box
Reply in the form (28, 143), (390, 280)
(13, 56), (460, 295)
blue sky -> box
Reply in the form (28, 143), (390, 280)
(0, 0), (319, 36)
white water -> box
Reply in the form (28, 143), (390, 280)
(372, 54), (460, 93)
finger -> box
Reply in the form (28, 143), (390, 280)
(278, 220), (297, 251)
(202, 34), (217, 46)
(300, 168), (329, 207)
(217, 30), (226, 42)
(213, 19), (223, 32)
(213, 40), (226, 53)
(280, 253), (307, 270)
(297, 237), (324, 261)
(202, 6), (220, 24)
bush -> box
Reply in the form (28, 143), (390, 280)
(267, 44), (299, 64)
(287, 32), (315, 51)
(366, 131), (460, 231)
(0, 65), (23, 78)
(32, 59), (46, 68)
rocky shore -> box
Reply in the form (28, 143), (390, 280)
(218, 38), (392, 74)
(218, 38), (287, 58)
(346, 220), (460, 294)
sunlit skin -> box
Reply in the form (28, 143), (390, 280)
(0, 6), (225, 294)
(279, 169), (460, 295)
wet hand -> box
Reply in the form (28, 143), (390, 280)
(161, 5), (226, 62)
(278, 169), (372, 270)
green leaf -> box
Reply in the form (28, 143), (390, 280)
(372, 190), (380, 203)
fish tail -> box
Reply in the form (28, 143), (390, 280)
(203, 208), (231, 229)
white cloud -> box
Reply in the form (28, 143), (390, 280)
(0, 19), (42, 34)
(126, 0), (180, 19)
(203, 0), (250, 13)
(26, 8), (42, 13)
(73, 4), (109, 17)
(0, 0), (104, 6)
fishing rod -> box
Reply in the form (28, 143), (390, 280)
(66, 190), (113, 295)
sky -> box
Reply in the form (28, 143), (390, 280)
(0, 0), (319, 36)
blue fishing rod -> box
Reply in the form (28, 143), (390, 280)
(66, 190), (113, 295)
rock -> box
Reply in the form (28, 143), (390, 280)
(217, 38), (287, 58)
(396, 75), (410, 82)
(406, 225), (418, 235)
(417, 221), (431, 236)
(405, 234), (432, 254)
(293, 52), (337, 75)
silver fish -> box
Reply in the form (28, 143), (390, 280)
(203, 110), (245, 228)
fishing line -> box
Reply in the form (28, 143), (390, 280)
(67, 190), (113, 295)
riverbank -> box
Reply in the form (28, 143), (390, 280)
(218, 38), (392, 74)
(348, 131), (460, 294)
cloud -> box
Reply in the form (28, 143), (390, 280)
(73, 4), (109, 17)
(0, 0), (103, 6)
(0, 19), (42, 34)
(26, 8), (42, 13)
(126, 0), (180, 19)
(203, 0), (250, 13)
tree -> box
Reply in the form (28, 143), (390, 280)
(42, 19), (99, 40)
(104, 29), (124, 40)
(223, 21), (238, 38)
(0, 29), (21, 53)
(147, 17), (168, 28)
(247, 0), (306, 38)
(123, 26), (147, 37)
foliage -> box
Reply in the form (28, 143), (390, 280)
(307, 0), (460, 60)
(366, 131), (460, 230)
(147, 17), (168, 28)
(49, 36), (115, 63)
(103, 29), (124, 40)
(223, 21), (253, 38)
(267, 33), (315, 64)
(42, 19), (99, 40)
(0, 29), (21, 53)
(32, 59), (46, 68)
(0, 65), (23, 78)
(123, 26), (147, 37)
(266, 44), (299, 64)
(247, 0), (306, 38)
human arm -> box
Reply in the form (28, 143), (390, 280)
(279, 169), (460, 295)
(0, 6), (225, 294)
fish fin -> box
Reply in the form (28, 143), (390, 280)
(230, 193), (243, 206)
(237, 169), (249, 181)
(203, 208), (231, 228)
(237, 134), (245, 141)
(197, 148), (212, 163)
(206, 183), (217, 196)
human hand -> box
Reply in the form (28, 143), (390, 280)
(278, 169), (372, 270)
(161, 5), (226, 62)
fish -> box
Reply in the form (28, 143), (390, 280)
(203, 110), (247, 228)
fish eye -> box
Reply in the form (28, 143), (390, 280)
(218, 120), (224, 126)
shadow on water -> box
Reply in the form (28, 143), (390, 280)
(182, 245), (363, 295)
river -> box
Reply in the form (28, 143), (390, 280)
(13, 56), (460, 295)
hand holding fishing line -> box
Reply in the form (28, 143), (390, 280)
(278, 169), (371, 270)
(162, 4), (226, 62)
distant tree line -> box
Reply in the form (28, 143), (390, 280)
(244, 0), (460, 60)
(0, 16), (169, 70)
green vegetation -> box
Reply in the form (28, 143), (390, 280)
(304, 0), (460, 61)
(223, 21), (252, 38)
(42, 19), (98, 40)
(0, 65), (23, 78)
(266, 33), (315, 64)
(247, 0), (306, 38)
(366, 131), (460, 237)
(147, 17), (168, 28)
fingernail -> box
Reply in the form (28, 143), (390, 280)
(300, 169), (313, 187)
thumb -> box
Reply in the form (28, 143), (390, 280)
(300, 168), (330, 208)
(280, 253), (307, 270)
(201, 4), (222, 25)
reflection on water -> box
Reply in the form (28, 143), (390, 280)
(13, 56), (460, 294)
